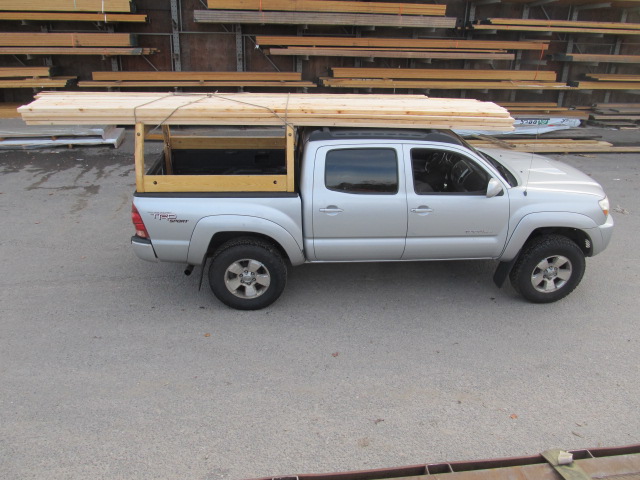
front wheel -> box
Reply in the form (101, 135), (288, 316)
(209, 238), (287, 310)
(510, 235), (586, 303)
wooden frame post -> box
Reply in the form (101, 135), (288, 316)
(134, 122), (146, 193)
(286, 125), (295, 192)
(162, 125), (173, 175)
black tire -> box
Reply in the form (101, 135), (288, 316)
(209, 237), (287, 310)
(510, 234), (585, 304)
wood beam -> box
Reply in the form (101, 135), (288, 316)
(0, 12), (146, 22)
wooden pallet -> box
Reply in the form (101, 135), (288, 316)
(0, 12), (147, 22)
(268, 48), (515, 60)
(0, 47), (156, 56)
(331, 68), (557, 82)
(194, 10), (457, 28)
(255, 35), (549, 51)
(206, 0), (446, 16)
(0, 33), (135, 47)
(0, 0), (132, 12)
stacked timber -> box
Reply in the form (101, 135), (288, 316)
(0, 67), (75, 89)
(0, 0), (132, 11)
(550, 53), (640, 64)
(0, 32), (155, 56)
(195, 0), (454, 28)
(79, 71), (316, 88)
(570, 74), (640, 91)
(498, 102), (589, 120)
(256, 36), (548, 62)
(469, 138), (640, 153)
(0, 12), (147, 22)
(471, 18), (640, 35)
(588, 103), (640, 127)
(322, 67), (568, 90)
(19, 92), (515, 131)
(0, 120), (125, 149)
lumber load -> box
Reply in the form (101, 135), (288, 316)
(267, 48), (515, 60)
(0, 0), (132, 12)
(550, 53), (640, 63)
(0, 47), (156, 56)
(0, 12), (147, 22)
(331, 68), (557, 82)
(0, 33), (135, 47)
(206, 0), (446, 16)
(0, 66), (53, 78)
(255, 35), (549, 51)
(194, 10), (456, 28)
(19, 92), (515, 131)
(469, 138), (640, 153)
(322, 78), (569, 90)
(471, 18), (640, 35)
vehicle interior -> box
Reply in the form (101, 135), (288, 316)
(411, 149), (489, 195)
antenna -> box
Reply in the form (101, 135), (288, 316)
(522, 116), (540, 197)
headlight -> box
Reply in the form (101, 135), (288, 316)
(599, 196), (610, 217)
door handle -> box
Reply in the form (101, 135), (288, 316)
(410, 206), (434, 215)
(319, 206), (344, 215)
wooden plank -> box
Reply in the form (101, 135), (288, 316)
(585, 74), (640, 82)
(0, 77), (75, 88)
(19, 93), (515, 131)
(331, 68), (556, 82)
(79, 80), (316, 87)
(0, 33), (135, 47)
(0, 0), (132, 12)
(322, 78), (570, 89)
(269, 48), (515, 60)
(255, 35), (549, 51)
(0, 47), (156, 56)
(286, 125), (295, 192)
(0, 66), (52, 78)
(472, 23), (640, 35)
(134, 123), (146, 193)
(0, 103), (22, 118)
(170, 136), (286, 149)
(162, 125), (173, 175)
(0, 12), (146, 22)
(470, 139), (640, 153)
(482, 17), (640, 29)
(571, 81), (640, 90)
(206, 0), (446, 16)
(143, 175), (288, 192)
(92, 71), (302, 81)
(194, 10), (457, 28)
(551, 53), (640, 63)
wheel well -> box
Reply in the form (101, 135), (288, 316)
(205, 232), (290, 262)
(526, 227), (593, 256)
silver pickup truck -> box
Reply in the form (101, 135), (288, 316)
(131, 127), (613, 310)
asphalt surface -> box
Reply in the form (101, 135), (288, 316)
(1, 130), (639, 479)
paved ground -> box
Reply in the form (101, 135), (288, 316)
(1, 130), (638, 479)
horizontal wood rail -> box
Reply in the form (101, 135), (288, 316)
(585, 74), (640, 82)
(480, 18), (640, 29)
(0, 47), (156, 56)
(0, 66), (53, 78)
(471, 23), (640, 35)
(169, 136), (286, 150)
(79, 80), (316, 87)
(255, 35), (549, 51)
(0, 33), (135, 47)
(570, 81), (640, 90)
(0, 12), (147, 22)
(321, 78), (571, 90)
(0, 0), (132, 12)
(206, 0), (446, 16)
(551, 53), (640, 63)
(0, 77), (75, 88)
(268, 48), (515, 60)
(194, 10), (456, 28)
(331, 68), (557, 82)
(92, 71), (304, 81)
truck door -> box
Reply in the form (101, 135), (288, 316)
(402, 145), (510, 260)
(311, 145), (408, 261)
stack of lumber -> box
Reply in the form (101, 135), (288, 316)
(499, 102), (589, 120)
(469, 138), (640, 153)
(0, 32), (154, 56)
(0, 103), (22, 118)
(79, 71), (316, 88)
(570, 74), (640, 91)
(471, 18), (640, 35)
(195, 0), (455, 28)
(0, 0), (133, 11)
(0, 12), (147, 22)
(588, 103), (640, 127)
(256, 36), (549, 62)
(322, 67), (568, 90)
(19, 92), (515, 131)
(550, 53), (640, 64)
(0, 66), (75, 89)
(0, 119), (125, 149)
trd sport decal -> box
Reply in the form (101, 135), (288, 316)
(148, 212), (188, 224)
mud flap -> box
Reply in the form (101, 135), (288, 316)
(493, 253), (520, 288)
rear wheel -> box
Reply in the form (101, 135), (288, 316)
(510, 235), (585, 303)
(209, 238), (287, 310)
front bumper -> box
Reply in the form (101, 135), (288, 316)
(131, 235), (158, 262)
(589, 214), (614, 256)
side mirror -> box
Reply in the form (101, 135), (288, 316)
(486, 178), (504, 198)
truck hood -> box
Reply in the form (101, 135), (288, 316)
(477, 147), (606, 197)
